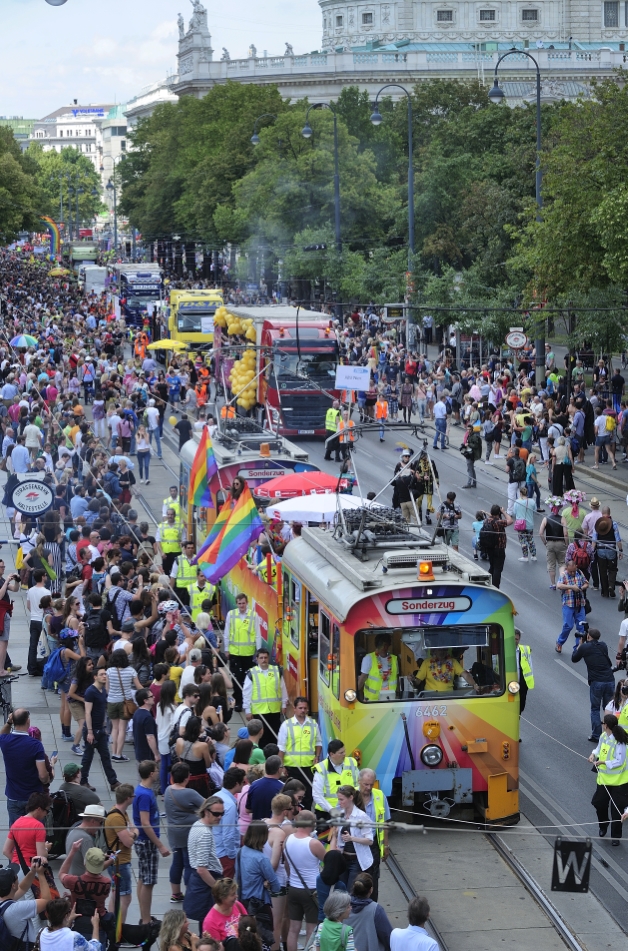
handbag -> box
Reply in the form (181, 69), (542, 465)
(284, 844), (318, 907)
(116, 668), (137, 719)
(513, 519), (527, 532)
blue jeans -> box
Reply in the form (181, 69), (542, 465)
(557, 603), (586, 647)
(169, 846), (192, 886)
(137, 450), (151, 480)
(526, 482), (541, 508)
(149, 428), (162, 457)
(590, 681), (615, 737)
(6, 798), (28, 827)
(433, 418), (447, 449)
(159, 752), (171, 794)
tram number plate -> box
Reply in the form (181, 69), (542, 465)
(415, 705), (447, 717)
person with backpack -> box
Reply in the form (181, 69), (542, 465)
(480, 505), (513, 589)
(83, 593), (117, 666)
(0, 858), (52, 951)
(567, 532), (594, 580)
(512, 486), (537, 563)
(59, 842), (114, 945)
(505, 448), (526, 516)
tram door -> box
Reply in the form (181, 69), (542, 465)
(281, 570), (307, 703)
(306, 591), (319, 711)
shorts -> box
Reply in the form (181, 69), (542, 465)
(68, 700), (85, 722)
(444, 528), (459, 547)
(287, 885), (319, 924)
(0, 616), (9, 643)
(595, 434), (610, 447)
(107, 701), (131, 721)
(109, 861), (132, 895)
(134, 840), (159, 886)
(545, 540), (567, 573)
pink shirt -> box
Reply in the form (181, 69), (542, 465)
(203, 901), (248, 941)
(582, 510), (603, 537)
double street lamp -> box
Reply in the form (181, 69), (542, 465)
(489, 51), (545, 386)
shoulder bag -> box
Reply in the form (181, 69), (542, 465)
(284, 842), (318, 907)
(116, 668), (138, 719)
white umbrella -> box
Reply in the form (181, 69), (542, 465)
(265, 494), (375, 524)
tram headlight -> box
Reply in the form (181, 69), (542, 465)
(420, 744), (443, 768)
(344, 689), (357, 703)
(508, 681), (521, 695)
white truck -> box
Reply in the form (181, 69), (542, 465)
(78, 265), (108, 294)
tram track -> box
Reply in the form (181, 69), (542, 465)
(385, 850), (449, 951)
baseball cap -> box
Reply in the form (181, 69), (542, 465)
(121, 620), (136, 633)
(63, 763), (81, 780)
(237, 727), (249, 740)
(85, 847), (106, 875)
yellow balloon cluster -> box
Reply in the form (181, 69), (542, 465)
(229, 348), (258, 410)
(214, 307), (257, 342)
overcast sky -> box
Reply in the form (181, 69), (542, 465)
(2, 0), (321, 118)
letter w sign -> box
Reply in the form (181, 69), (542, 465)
(551, 837), (592, 892)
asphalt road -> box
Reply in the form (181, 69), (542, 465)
(296, 421), (628, 929)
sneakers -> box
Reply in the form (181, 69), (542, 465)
(518, 557), (529, 562)
(145, 479), (150, 484)
(484, 460), (494, 466)
(170, 893), (185, 903)
(140, 478), (144, 484)
(71, 744), (83, 756)
(112, 754), (130, 762)
(531, 556), (537, 561)
(61, 733), (74, 742)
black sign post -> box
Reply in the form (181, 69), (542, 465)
(551, 837), (592, 893)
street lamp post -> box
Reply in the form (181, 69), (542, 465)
(301, 103), (341, 255)
(250, 113), (278, 146)
(489, 51), (544, 387)
(76, 186), (84, 238)
(107, 179), (117, 251)
(370, 85), (415, 270)
(65, 174), (74, 241)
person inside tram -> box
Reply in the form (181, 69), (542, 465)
(411, 648), (479, 694)
(358, 633), (399, 702)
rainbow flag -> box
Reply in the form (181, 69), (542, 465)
(193, 500), (232, 566)
(189, 427), (217, 507)
(200, 485), (264, 583)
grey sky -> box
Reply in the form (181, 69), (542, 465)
(2, 0), (320, 118)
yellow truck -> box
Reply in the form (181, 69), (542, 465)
(168, 288), (223, 349)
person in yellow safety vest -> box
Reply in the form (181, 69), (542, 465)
(242, 646), (289, 747)
(312, 739), (360, 816)
(588, 714), (628, 845)
(189, 571), (215, 623)
(358, 633), (399, 702)
(515, 629), (534, 722)
(156, 507), (185, 576)
(277, 696), (322, 810)
(169, 541), (198, 608)
(255, 543), (278, 586)
(224, 593), (260, 711)
(358, 767), (391, 901)
(619, 683), (628, 731)
(162, 486), (182, 523)
(338, 410), (355, 462)
(324, 400), (342, 463)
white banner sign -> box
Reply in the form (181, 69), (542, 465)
(201, 316), (214, 335)
(335, 365), (371, 391)
(386, 596), (472, 615)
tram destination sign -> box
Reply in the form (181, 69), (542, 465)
(386, 596), (472, 615)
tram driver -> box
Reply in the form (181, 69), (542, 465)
(410, 648), (480, 694)
(358, 633), (399, 702)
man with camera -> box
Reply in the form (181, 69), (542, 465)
(0, 855), (52, 948)
(572, 628), (615, 741)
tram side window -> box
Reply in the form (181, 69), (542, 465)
(331, 623), (341, 699)
(290, 579), (300, 649)
(180, 464), (190, 515)
(319, 612), (331, 687)
(354, 625), (505, 701)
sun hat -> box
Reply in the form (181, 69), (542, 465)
(84, 847), (106, 875)
(78, 804), (106, 820)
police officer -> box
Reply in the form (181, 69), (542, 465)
(278, 696), (322, 810)
(156, 507), (185, 576)
(312, 739), (359, 819)
(162, 485), (182, 523)
(224, 593), (259, 711)
(358, 767), (390, 901)
(242, 646), (288, 747)
(358, 633), (399, 702)
(324, 400), (342, 462)
(169, 541), (198, 608)
(189, 570), (215, 623)
(515, 628), (534, 723)
(588, 714), (628, 845)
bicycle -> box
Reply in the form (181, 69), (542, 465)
(0, 673), (27, 724)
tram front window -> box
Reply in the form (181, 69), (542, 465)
(355, 625), (505, 702)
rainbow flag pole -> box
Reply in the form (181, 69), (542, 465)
(188, 426), (218, 508)
(199, 485), (264, 584)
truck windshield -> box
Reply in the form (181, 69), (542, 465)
(272, 349), (337, 385)
(177, 307), (216, 332)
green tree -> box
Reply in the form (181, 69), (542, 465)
(28, 144), (102, 231)
(0, 128), (41, 242)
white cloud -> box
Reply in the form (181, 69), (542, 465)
(1, 0), (321, 116)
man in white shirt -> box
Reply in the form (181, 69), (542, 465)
(432, 396), (448, 451)
(11, 437), (30, 473)
(26, 569), (52, 676)
(180, 649), (203, 691)
(391, 896), (440, 951)
(108, 409), (122, 451)
(145, 400), (162, 460)
(23, 419), (43, 459)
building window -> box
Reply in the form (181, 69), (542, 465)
(437, 9), (454, 21)
(121, 140), (126, 151)
(604, 0), (619, 25)
(336, 15), (343, 26)
(480, 9), (496, 19)
(521, 8), (538, 19)
(362, 12), (373, 23)
(59, 130), (63, 137)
